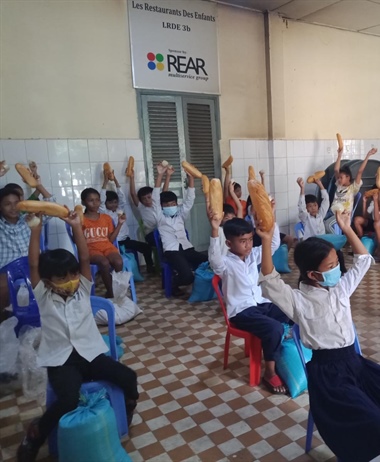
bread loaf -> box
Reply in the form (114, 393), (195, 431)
(103, 162), (114, 181)
(364, 188), (379, 198)
(182, 161), (202, 179)
(307, 170), (325, 184)
(15, 163), (39, 188)
(222, 155), (233, 169)
(248, 166), (256, 181)
(336, 133), (343, 151)
(202, 175), (210, 196)
(376, 167), (380, 189)
(0, 160), (9, 175)
(247, 180), (274, 232)
(126, 156), (135, 177)
(74, 204), (84, 224)
(161, 160), (169, 167)
(16, 200), (69, 218)
(209, 179), (223, 221)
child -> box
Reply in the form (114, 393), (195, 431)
(100, 171), (154, 273)
(223, 164), (247, 216)
(129, 166), (173, 247)
(297, 177), (329, 239)
(153, 163), (207, 296)
(81, 188), (124, 298)
(372, 191), (380, 261)
(208, 211), (289, 394)
(325, 147), (377, 233)
(353, 185), (378, 238)
(17, 211), (139, 462)
(258, 210), (380, 461)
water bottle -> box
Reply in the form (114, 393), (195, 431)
(17, 283), (29, 307)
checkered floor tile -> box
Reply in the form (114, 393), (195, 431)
(1, 250), (380, 462)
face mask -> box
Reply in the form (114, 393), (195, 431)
(162, 206), (178, 217)
(45, 278), (80, 296)
(316, 264), (341, 287)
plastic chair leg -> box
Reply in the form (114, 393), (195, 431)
(305, 410), (314, 453)
(223, 332), (231, 369)
(248, 336), (262, 386)
(244, 339), (249, 357)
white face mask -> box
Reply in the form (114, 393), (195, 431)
(162, 206), (178, 217)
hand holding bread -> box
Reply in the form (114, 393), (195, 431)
(16, 200), (70, 218)
(222, 155), (233, 170)
(336, 133), (343, 151)
(126, 156), (135, 177)
(247, 179), (274, 232)
(103, 162), (115, 181)
(307, 170), (325, 184)
(209, 178), (223, 221)
(248, 166), (256, 181)
(15, 163), (39, 188)
(181, 161), (202, 179)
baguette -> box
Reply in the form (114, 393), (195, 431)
(0, 160), (9, 175)
(103, 162), (114, 181)
(364, 188), (379, 198)
(126, 156), (135, 177)
(222, 155), (233, 169)
(336, 133), (343, 151)
(15, 163), (39, 188)
(202, 175), (210, 196)
(247, 180), (274, 232)
(307, 170), (325, 184)
(209, 179), (223, 220)
(161, 160), (169, 167)
(248, 166), (256, 181)
(182, 161), (202, 179)
(74, 204), (84, 224)
(376, 167), (380, 189)
(16, 200), (69, 218)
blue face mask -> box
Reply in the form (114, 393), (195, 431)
(162, 206), (178, 217)
(317, 264), (341, 287)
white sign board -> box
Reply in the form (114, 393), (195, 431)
(128, 0), (220, 94)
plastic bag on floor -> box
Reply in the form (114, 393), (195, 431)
(95, 271), (142, 325)
(19, 326), (47, 404)
(0, 316), (21, 394)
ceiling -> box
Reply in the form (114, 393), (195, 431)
(209, 0), (380, 36)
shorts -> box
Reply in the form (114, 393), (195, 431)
(88, 242), (119, 257)
(363, 218), (375, 233)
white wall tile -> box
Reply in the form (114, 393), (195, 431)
(90, 162), (103, 185)
(50, 163), (72, 187)
(52, 186), (75, 209)
(276, 209), (288, 227)
(293, 140), (305, 159)
(273, 175), (288, 193)
(107, 140), (127, 162)
(126, 139), (144, 162)
(88, 139), (108, 162)
(47, 140), (69, 163)
(36, 164), (51, 186)
(230, 140), (244, 159)
(257, 140), (268, 159)
(243, 140), (257, 160)
(273, 140), (286, 158)
(25, 140), (48, 164)
(286, 140), (294, 158)
(274, 158), (287, 176)
(303, 140), (314, 157)
(231, 158), (245, 179)
(68, 140), (89, 163)
(2, 140), (27, 164)
(274, 193), (288, 210)
(70, 163), (92, 187)
(111, 161), (130, 184)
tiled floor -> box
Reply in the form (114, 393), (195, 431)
(1, 251), (380, 462)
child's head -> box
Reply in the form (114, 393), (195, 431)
(81, 188), (100, 212)
(223, 218), (253, 258)
(5, 183), (24, 200)
(338, 165), (353, 187)
(105, 190), (119, 212)
(160, 191), (178, 217)
(233, 182), (242, 199)
(222, 204), (236, 225)
(0, 187), (21, 221)
(305, 194), (319, 217)
(294, 237), (347, 287)
(137, 187), (153, 207)
(39, 249), (80, 296)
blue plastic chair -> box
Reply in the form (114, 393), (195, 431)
(47, 296), (128, 456)
(4, 257), (40, 335)
(294, 222), (305, 241)
(292, 323), (361, 457)
(333, 192), (362, 235)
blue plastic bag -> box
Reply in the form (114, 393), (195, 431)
(319, 234), (347, 250)
(276, 329), (312, 398)
(58, 389), (132, 462)
(121, 251), (144, 282)
(188, 262), (217, 302)
(102, 334), (124, 359)
(273, 244), (291, 273)
(361, 236), (376, 255)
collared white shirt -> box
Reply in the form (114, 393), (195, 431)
(208, 224), (281, 318)
(259, 254), (373, 350)
(367, 201), (375, 220)
(152, 187), (195, 252)
(99, 187), (129, 241)
(218, 227), (229, 256)
(34, 275), (108, 367)
(298, 189), (330, 239)
(138, 202), (156, 235)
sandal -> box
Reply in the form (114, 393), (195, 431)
(262, 375), (287, 394)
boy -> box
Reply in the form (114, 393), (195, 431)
(297, 176), (329, 239)
(208, 212), (289, 394)
(153, 163), (207, 296)
(129, 165), (173, 246)
(353, 185), (378, 238)
(325, 147), (377, 233)
(100, 171), (154, 273)
(223, 164), (247, 216)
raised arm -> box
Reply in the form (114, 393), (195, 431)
(223, 165), (231, 201)
(65, 212), (92, 281)
(297, 177), (308, 222)
(163, 165), (174, 192)
(27, 215), (42, 288)
(228, 181), (243, 218)
(109, 215), (125, 244)
(315, 178), (330, 218)
(355, 148), (377, 185)
(207, 210), (226, 276)
(129, 170), (139, 207)
(334, 147), (343, 180)
(373, 192), (379, 222)
(181, 173), (195, 219)
(259, 170), (265, 190)
(99, 172), (109, 213)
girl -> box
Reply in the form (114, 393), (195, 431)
(258, 211), (380, 462)
(81, 187), (125, 298)
(17, 211), (139, 462)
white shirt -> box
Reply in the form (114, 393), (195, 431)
(298, 189), (329, 239)
(208, 224), (281, 319)
(367, 201), (375, 220)
(152, 187), (195, 252)
(259, 254), (373, 350)
(34, 275), (108, 367)
(99, 188), (129, 241)
(218, 227), (229, 256)
(138, 202), (156, 235)
(333, 180), (362, 213)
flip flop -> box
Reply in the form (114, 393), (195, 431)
(262, 375), (287, 395)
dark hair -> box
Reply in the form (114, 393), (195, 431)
(223, 217), (253, 240)
(39, 250), (80, 280)
(160, 191), (177, 205)
(0, 187), (21, 206)
(305, 194), (318, 205)
(294, 237), (347, 285)
(223, 204), (235, 215)
(5, 183), (23, 192)
(81, 187), (100, 202)
(137, 186), (153, 201)
(105, 191), (119, 203)
(339, 165), (353, 182)
(234, 183), (241, 191)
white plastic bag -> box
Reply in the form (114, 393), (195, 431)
(95, 271), (142, 325)
(0, 316), (20, 375)
(17, 283), (30, 307)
